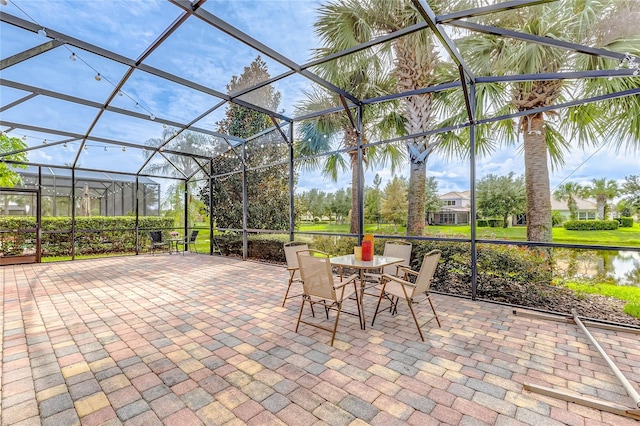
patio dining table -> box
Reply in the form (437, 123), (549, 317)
(330, 254), (404, 329)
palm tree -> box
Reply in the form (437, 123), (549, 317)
(553, 182), (583, 220)
(582, 178), (619, 220)
(456, 0), (640, 241)
(307, 0), (464, 236)
(296, 21), (405, 234)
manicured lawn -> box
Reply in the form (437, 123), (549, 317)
(564, 282), (640, 318)
(297, 222), (640, 246)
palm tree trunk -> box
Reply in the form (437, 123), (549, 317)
(596, 195), (605, 219)
(350, 152), (359, 234)
(407, 160), (426, 235)
(524, 114), (552, 242)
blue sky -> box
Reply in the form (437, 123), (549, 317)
(1, 0), (638, 197)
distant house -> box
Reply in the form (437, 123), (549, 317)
(433, 191), (471, 225)
(431, 191), (597, 226)
(551, 196), (597, 220)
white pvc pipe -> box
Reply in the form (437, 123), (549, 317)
(572, 310), (640, 408)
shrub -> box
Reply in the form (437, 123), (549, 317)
(488, 219), (503, 228)
(551, 210), (564, 227)
(615, 217), (634, 228)
(477, 219), (489, 227)
(563, 220), (619, 231)
(411, 240), (552, 302)
(0, 216), (174, 257)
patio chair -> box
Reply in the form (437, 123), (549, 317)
(362, 240), (412, 298)
(148, 231), (167, 255)
(282, 241), (309, 307)
(183, 230), (199, 253)
(371, 250), (442, 342)
(296, 249), (362, 346)
(365, 240), (412, 282)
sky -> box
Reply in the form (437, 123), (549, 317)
(1, 0), (638, 199)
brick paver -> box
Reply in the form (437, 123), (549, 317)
(2, 255), (640, 425)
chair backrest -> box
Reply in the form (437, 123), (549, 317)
(296, 250), (336, 301)
(148, 231), (162, 243)
(382, 240), (412, 275)
(284, 241), (309, 269)
(188, 230), (199, 242)
(412, 250), (441, 296)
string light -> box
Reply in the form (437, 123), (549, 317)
(42, 139), (47, 144)
(104, 146), (107, 152)
(63, 142), (67, 147)
(122, 147), (126, 152)
(0, 0), (7, 6)
(12, 3), (161, 122)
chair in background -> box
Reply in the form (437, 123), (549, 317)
(282, 241), (308, 307)
(183, 230), (199, 253)
(296, 249), (362, 346)
(148, 231), (167, 255)
(371, 250), (442, 341)
(364, 240), (412, 288)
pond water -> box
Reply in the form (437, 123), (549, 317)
(556, 249), (640, 287)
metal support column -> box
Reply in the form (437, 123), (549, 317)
(71, 169), (76, 260)
(209, 159), (214, 255)
(356, 105), (364, 243)
(289, 121), (295, 242)
(135, 176), (139, 255)
(469, 84), (478, 300)
(183, 179), (189, 248)
(36, 166), (42, 262)
(242, 140), (248, 260)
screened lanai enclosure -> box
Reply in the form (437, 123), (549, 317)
(1, 1), (640, 320)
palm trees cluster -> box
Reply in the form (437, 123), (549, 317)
(297, 0), (640, 242)
(554, 177), (636, 221)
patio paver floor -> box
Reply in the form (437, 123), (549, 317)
(2, 254), (639, 425)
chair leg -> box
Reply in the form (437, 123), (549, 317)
(330, 301), (343, 346)
(352, 282), (364, 330)
(282, 275), (294, 307)
(427, 295), (441, 327)
(405, 297), (425, 342)
(371, 284), (387, 326)
(295, 295), (307, 333)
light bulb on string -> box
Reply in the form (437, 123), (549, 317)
(122, 147), (126, 152)
(69, 52), (76, 62)
(63, 142), (67, 148)
(22, 135), (27, 141)
(149, 113), (156, 121)
(42, 139), (47, 144)
(104, 146), (107, 152)
(0, 0), (8, 6)
(37, 28), (47, 37)
(95, 73), (101, 81)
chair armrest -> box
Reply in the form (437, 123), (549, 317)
(334, 274), (359, 289)
(381, 273), (416, 288)
(399, 267), (418, 277)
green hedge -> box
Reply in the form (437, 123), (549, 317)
(563, 220), (619, 231)
(477, 220), (489, 227)
(615, 217), (634, 228)
(0, 216), (174, 257)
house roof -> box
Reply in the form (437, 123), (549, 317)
(439, 191), (471, 200)
(551, 196), (597, 211)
